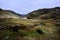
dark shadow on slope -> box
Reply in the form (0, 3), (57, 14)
(36, 29), (43, 34)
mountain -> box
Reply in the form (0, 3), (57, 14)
(26, 7), (60, 20)
(0, 8), (21, 19)
(0, 8), (60, 40)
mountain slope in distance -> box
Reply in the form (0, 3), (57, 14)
(0, 8), (21, 19)
(26, 7), (60, 20)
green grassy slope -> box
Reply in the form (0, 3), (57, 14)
(0, 18), (60, 40)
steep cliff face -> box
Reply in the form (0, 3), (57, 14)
(26, 7), (60, 20)
(0, 8), (21, 19)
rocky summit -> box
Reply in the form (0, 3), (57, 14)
(0, 7), (60, 40)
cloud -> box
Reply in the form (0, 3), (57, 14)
(0, 0), (60, 14)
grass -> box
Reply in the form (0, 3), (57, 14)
(18, 30), (40, 37)
(0, 18), (40, 26)
(0, 29), (18, 40)
(0, 18), (60, 40)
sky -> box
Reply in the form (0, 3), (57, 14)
(0, 0), (60, 14)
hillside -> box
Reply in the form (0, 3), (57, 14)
(0, 8), (21, 19)
(26, 7), (60, 20)
(0, 18), (60, 40)
(0, 8), (60, 40)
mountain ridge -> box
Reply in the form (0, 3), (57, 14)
(0, 8), (21, 19)
(26, 7), (60, 20)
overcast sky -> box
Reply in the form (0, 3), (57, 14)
(0, 0), (60, 14)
